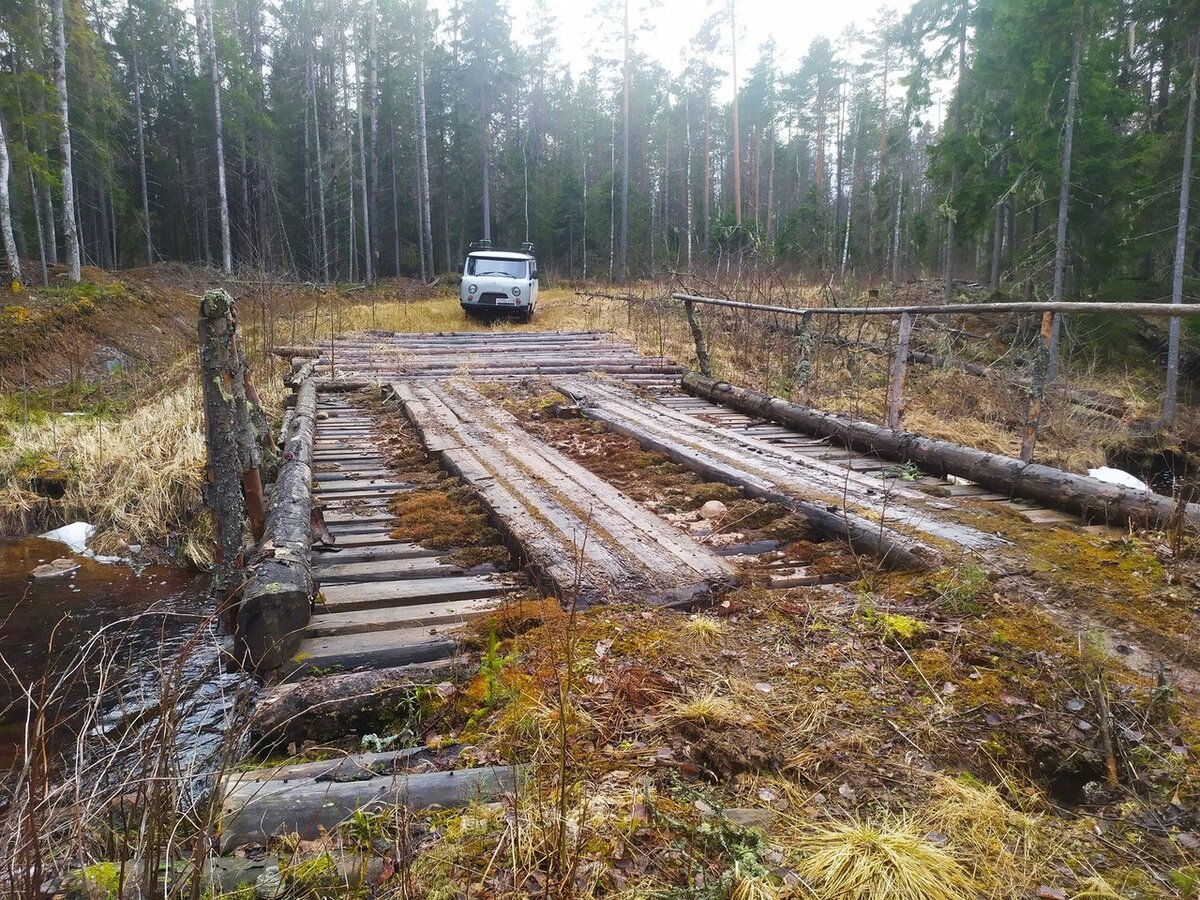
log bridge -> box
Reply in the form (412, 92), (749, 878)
(203, 323), (1200, 860)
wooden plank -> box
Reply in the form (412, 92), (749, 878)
(320, 529), (397, 545)
(306, 596), (502, 637)
(434, 381), (734, 583)
(287, 626), (460, 676)
(312, 557), (464, 583)
(311, 542), (440, 563)
(319, 575), (513, 612)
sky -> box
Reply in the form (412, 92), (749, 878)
(434, 0), (913, 100)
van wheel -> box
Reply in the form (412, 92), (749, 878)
(518, 308), (533, 324)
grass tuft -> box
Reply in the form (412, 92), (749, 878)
(791, 817), (974, 900)
(659, 690), (743, 728)
(683, 614), (726, 642)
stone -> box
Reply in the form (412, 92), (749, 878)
(699, 500), (728, 520)
(32, 558), (80, 579)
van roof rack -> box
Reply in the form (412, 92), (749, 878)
(519, 241), (535, 254)
(469, 239), (493, 251)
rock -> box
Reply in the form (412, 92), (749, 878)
(699, 500), (728, 520)
(688, 522), (712, 537)
(722, 808), (776, 830)
(254, 866), (284, 900)
(32, 558), (80, 579)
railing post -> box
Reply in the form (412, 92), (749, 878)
(793, 311), (813, 389)
(1021, 310), (1055, 462)
(198, 289), (249, 607)
(887, 311), (914, 429)
(683, 297), (712, 377)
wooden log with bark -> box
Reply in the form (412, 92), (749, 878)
(219, 764), (522, 850)
(248, 658), (467, 749)
(198, 290), (251, 604)
(683, 373), (1200, 529)
(236, 376), (317, 672)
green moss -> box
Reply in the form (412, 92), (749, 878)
(70, 861), (122, 899)
(928, 562), (989, 614)
(866, 610), (929, 646)
(283, 853), (340, 898)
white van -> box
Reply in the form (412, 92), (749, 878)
(460, 242), (539, 323)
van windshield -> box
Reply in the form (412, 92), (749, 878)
(467, 257), (528, 278)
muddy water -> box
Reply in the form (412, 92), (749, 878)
(0, 538), (248, 771)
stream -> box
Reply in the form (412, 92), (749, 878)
(0, 538), (253, 778)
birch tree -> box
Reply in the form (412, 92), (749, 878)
(418, 55), (435, 277)
(1046, 6), (1083, 383)
(51, 0), (81, 282)
(0, 115), (21, 288)
(618, 0), (630, 282)
(203, 0), (233, 275)
(1164, 30), (1200, 427)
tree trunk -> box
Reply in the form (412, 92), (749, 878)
(618, 0), (630, 282)
(51, 0), (81, 282)
(307, 44), (329, 282)
(943, 19), (967, 303)
(729, 0), (741, 226)
(356, 36), (372, 285)
(204, 0), (234, 275)
(1046, 9), (1083, 383)
(132, 46), (153, 265)
(765, 128), (776, 242)
(989, 191), (1004, 291)
(368, 0), (379, 275)
(481, 84), (491, 242)
(684, 94), (693, 269)
(417, 50), (434, 277)
(391, 124), (401, 275)
(27, 166), (48, 285)
(0, 116), (21, 287)
(1164, 30), (1199, 428)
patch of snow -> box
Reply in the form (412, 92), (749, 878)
(38, 521), (123, 565)
(1087, 466), (1150, 492)
(40, 521), (95, 555)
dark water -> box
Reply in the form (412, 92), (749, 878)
(0, 538), (251, 774)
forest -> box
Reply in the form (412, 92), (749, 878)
(0, 0), (1196, 295)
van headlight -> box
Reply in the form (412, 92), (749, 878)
(512, 287), (521, 297)
(468, 284), (477, 294)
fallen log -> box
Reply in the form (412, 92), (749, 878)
(219, 765), (522, 850)
(683, 373), (1200, 529)
(237, 376), (317, 672)
(270, 344), (322, 359)
(248, 658), (467, 749)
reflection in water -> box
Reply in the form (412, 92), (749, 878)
(0, 538), (254, 778)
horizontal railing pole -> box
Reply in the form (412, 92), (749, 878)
(672, 292), (1200, 318)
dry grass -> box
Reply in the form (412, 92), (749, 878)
(789, 816), (975, 900)
(683, 614), (726, 642)
(927, 774), (1046, 897)
(0, 375), (208, 558)
(658, 690), (744, 728)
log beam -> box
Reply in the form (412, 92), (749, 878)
(237, 376), (317, 672)
(683, 373), (1200, 530)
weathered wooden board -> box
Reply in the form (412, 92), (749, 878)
(306, 596), (501, 637)
(319, 575), (515, 612)
(390, 378), (736, 606)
